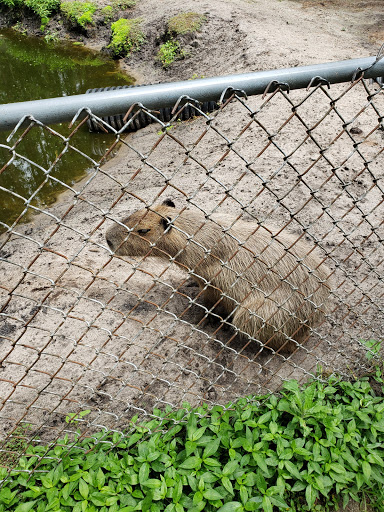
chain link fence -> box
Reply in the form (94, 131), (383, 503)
(0, 66), (383, 461)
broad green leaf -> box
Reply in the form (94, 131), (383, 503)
(253, 453), (268, 474)
(203, 438), (221, 459)
(284, 460), (302, 480)
(179, 456), (202, 469)
(203, 458), (221, 467)
(172, 479), (183, 503)
(269, 495), (289, 508)
(217, 502), (243, 512)
(257, 412), (271, 425)
(0, 488), (17, 505)
(79, 478), (89, 500)
(367, 452), (384, 467)
(243, 472), (257, 487)
(41, 473), (53, 489)
(191, 427), (207, 442)
(142, 479), (162, 489)
(293, 447), (312, 457)
(255, 471), (267, 493)
(222, 476), (234, 494)
(262, 496), (272, 512)
(240, 485), (248, 505)
(139, 463), (150, 483)
(305, 485), (317, 508)
(14, 502), (37, 512)
(89, 492), (107, 506)
(362, 461), (371, 481)
(329, 463), (346, 475)
(52, 462), (64, 486)
(222, 460), (239, 477)
(203, 488), (223, 500)
(96, 468), (105, 489)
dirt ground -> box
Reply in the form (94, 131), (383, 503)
(0, 0), (384, 487)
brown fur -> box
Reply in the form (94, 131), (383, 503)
(106, 201), (332, 353)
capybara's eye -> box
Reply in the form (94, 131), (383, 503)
(137, 228), (151, 234)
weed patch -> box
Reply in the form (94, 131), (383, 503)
(0, 0), (60, 30)
(158, 39), (184, 67)
(167, 11), (206, 35)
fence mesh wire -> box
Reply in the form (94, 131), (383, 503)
(0, 74), (383, 465)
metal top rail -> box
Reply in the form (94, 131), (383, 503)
(0, 55), (383, 131)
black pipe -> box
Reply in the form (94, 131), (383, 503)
(85, 85), (219, 132)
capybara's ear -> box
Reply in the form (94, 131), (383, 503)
(161, 216), (172, 231)
(162, 198), (175, 208)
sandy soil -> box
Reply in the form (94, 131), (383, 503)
(0, 0), (383, 479)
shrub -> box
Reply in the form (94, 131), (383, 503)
(108, 17), (145, 58)
(167, 11), (206, 35)
(60, 1), (97, 29)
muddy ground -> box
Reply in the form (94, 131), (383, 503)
(0, 0), (384, 481)
(1, 0), (383, 84)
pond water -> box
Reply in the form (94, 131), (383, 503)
(0, 29), (134, 229)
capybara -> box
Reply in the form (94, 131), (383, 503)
(106, 200), (332, 352)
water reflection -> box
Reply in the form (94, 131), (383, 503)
(0, 29), (134, 228)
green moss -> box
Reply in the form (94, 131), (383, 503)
(101, 0), (135, 23)
(108, 17), (145, 58)
(60, 1), (97, 28)
(167, 11), (206, 35)
(101, 4), (113, 22)
(157, 38), (184, 68)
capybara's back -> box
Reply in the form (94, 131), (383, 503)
(106, 200), (332, 352)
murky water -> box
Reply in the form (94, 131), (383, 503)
(0, 29), (134, 229)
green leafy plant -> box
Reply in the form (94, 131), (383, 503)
(1, 370), (384, 511)
(190, 73), (205, 80)
(43, 29), (59, 42)
(108, 17), (145, 58)
(361, 339), (382, 361)
(65, 409), (91, 424)
(0, 0), (23, 8)
(157, 39), (184, 68)
(167, 11), (206, 35)
(11, 20), (27, 34)
(24, 0), (60, 18)
(60, 0), (97, 29)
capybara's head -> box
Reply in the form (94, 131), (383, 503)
(105, 199), (177, 257)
